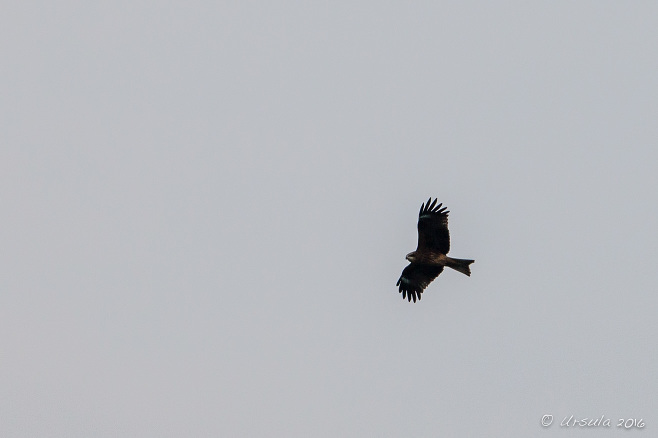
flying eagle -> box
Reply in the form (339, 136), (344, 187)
(396, 198), (474, 302)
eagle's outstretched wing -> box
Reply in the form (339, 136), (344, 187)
(396, 264), (444, 302)
(416, 197), (450, 254)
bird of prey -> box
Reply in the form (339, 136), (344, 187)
(396, 198), (474, 302)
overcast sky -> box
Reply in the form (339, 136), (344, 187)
(2, 2), (657, 437)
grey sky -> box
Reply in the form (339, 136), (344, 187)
(2, 2), (657, 437)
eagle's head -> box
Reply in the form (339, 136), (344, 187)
(406, 252), (417, 263)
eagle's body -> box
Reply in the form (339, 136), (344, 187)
(396, 198), (474, 302)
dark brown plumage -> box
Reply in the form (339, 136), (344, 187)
(396, 198), (474, 302)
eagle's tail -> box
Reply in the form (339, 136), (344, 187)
(446, 257), (475, 276)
